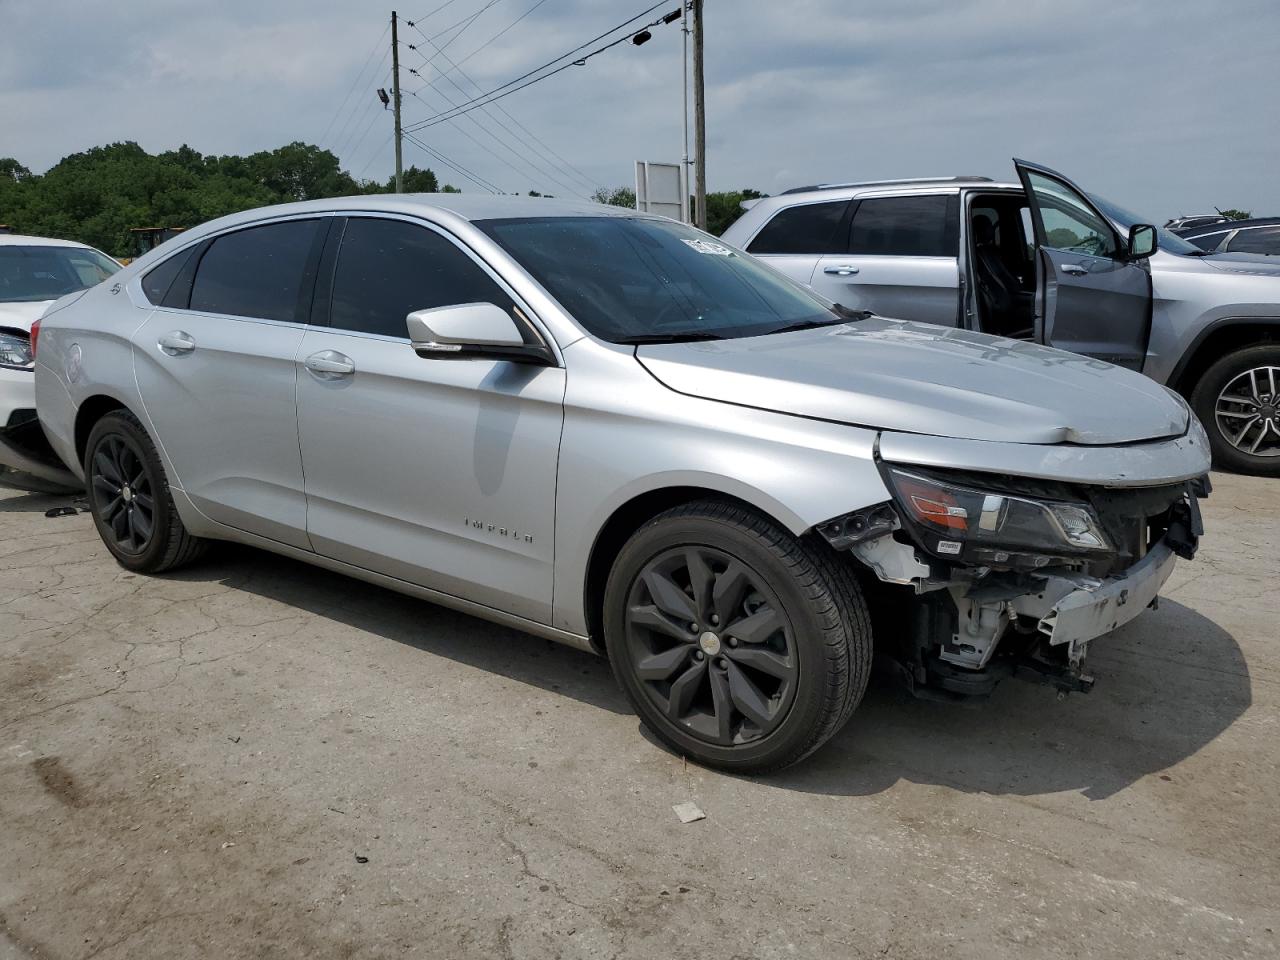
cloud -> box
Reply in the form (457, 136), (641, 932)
(1, 0), (1277, 217)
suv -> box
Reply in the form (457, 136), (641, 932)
(723, 159), (1280, 475)
(1177, 217), (1280, 257)
(33, 195), (1209, 771)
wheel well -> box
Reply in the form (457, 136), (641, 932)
(1171, 321), (1280, 398)
(582, 487), (795, 654)
(74, 395), (128, 467)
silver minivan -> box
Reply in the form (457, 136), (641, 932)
(34, 195), (1210, 771)
(723, 159), (1280, 476)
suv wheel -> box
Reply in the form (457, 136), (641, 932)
(1191, 344), (1280, 476)
(603, 500), (872, 773)
(84, 410), (207, 572)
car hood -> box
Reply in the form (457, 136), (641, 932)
(635, 318), (1189, 445)
(0, 300), (52, 333)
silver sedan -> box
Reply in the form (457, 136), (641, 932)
(32, 195), (1210, 770)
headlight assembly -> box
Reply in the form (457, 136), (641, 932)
(0, 331), (34, 371)
(884, 467), (1112, 564)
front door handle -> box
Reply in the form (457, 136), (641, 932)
(304, 350), (356, 378)
(1061, 264), (1088, 276)
(823, 265), (860, 276)
(158, 331), (196, 355)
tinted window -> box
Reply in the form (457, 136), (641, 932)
(190, 220), (322, 322)
(0, 245), (119, 303)
(1187, 231), (1228, 251)
(849, 195), (953, 256)
(746, 200), (849, 255)
(479, 216), (845, 343)
(329, 218), (515, 338)
(1226, 226), (1280, 255)
(142, 249), (191, 305)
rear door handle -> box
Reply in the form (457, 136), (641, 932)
(158, 331), (196, 355)
(304, 350), (356, 378)
(1061, 264), (1088, 276)
(823, 265), (860, 276)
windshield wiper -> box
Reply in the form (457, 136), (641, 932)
(614, 331), (727, 344)
(761, 307), (870, 337)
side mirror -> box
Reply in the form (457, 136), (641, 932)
(1127, 224), (1158, 260)
(406, 302), (554, 365)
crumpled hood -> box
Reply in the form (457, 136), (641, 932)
(636, 318), (1189, 445)
(0, 300), (51, 333)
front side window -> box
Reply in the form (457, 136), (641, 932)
(746, 200), (849, 255)
(1226, 226), (1280, 255)
(848, 195), (953, 256)
(328, 218), (516, 338)
(478, 216), (847, 343)
(189, 219), (322, 322)
(1026, 172), (1117, 258)
(0, 245), (120, 303)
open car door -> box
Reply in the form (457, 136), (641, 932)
(1014, 159), (1153, 370)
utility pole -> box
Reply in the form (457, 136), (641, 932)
(681, 1), (691, 223)
(391, 10), (404, 193)
(691, 0), (706, 230)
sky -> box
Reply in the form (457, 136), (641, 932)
(2, 0), (1278, 220)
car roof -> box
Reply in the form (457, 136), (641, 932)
(779, 176), (1001, 195)
(1181, 216), (1280, 236)
(0, 233), (99, 249)
(209, 193), (647, 225)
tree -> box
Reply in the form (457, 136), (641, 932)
(591, 186), (635, 208)
(706, 188), (766, 236)
(1216, 208), (1252, 221)
(0, 142), (440, 257)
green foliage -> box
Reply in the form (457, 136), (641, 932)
(0, 142), (443, 257)
(591, 186), (636, 208)
(586, 185), (768, 236)
(706, 188), (767, 237)
(1216, 208), (1252, 221)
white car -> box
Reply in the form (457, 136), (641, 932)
(1, 234), (120, 489)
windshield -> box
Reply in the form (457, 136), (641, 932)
(0, 245), (120, 303)
(1088, 194), (1201, 256)
(476, 216), (846, 343)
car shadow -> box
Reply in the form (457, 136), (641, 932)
(3, 487), (1251, 799)
(769, 600), (1250, 800)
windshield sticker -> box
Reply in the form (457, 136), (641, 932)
(681, 238), (734, 256)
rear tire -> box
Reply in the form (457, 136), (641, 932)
(83, 410), (207, 572)
(1190, 344), (1280, 476)
(603, 500), (872, 773)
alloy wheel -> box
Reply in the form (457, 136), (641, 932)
(623, 546), (798, 746)
(1215, 365), (1280, 458)
(90, 434), (157, 554)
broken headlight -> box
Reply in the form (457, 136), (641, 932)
(884, 467), (1112, 564)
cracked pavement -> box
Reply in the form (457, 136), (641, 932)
(1, 475), (1277, 959)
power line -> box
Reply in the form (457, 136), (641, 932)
(403, 1), (670, 134)
(417, 0), (505, 52)
(404, 82), (588, 198)
(405, 2), (601, 193)
(403, 130), (504, 193)
(331, 46), (391, 158)
(320, 22), (390, 149)
(412, 0), (466, 25)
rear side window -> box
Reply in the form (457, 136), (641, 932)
(849, 195), (955, 256)
(1225, 226), (1280, 255)
(1187, 231), (1228, 251)
(746, 200), (849, 255)
(328, 218), (515, 338)
(142, 249), (192, 306)
(190, 219), (322, 322)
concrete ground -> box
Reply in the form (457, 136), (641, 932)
(0, 473), (1276, 960)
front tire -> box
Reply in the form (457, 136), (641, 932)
(603, 500), (872, 773)
(84, 410), (207, 572)
(1190, 344), (1280, 476)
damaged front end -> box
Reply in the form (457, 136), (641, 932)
(818, 467), (1210, 700)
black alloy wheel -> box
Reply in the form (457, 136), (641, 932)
(604, 500), (872, 773)
(90, 433), (156, 555)
(84, 410), (207, 573)
(623, 545), (799, 746)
